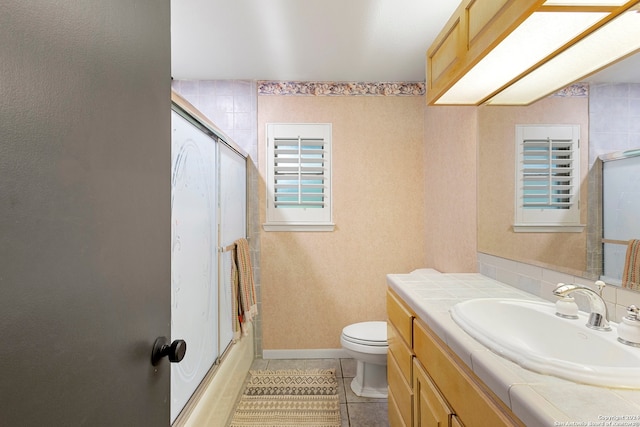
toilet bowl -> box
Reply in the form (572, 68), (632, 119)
(340, 321), (388, 398)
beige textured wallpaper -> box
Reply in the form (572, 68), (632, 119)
(477, 97), (589, 275)
(424, 106), (479, 273)
(258, 95), (427, 350)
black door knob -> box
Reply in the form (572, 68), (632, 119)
(151, 337), (187, 366)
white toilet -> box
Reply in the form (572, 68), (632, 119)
(340, 321), (388, 398)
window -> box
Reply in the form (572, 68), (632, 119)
(264, 123), (334, 231)
(514, 124), (583, 232)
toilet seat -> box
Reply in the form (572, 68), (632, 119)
(341, 321), (387, 347)
(341, 335), (388, 347)
(341, 337), (388, 355)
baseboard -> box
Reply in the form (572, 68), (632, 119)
(263, 348), (350, 359)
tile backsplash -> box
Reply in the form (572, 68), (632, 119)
(477, 252), (640, 324)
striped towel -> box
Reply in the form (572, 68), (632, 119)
(231, 238), (258, 338)
(622, 239), (640, 291)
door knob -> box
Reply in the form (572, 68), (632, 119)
(151, 337), (187, 366)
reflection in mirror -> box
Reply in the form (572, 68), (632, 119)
(477, 94), (589, 277)
(589, 75), (640, 289)
(601, 150), (640, 290)
(477, 52), (640, 289)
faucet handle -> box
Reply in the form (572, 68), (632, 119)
(554, 285), (579, 319)
(555, 295), (579, 319)
(553, 282), (568, 295)
(595, 280), (606, 296)
(618, 305), (640, 347)
(626, 305), (640, 322)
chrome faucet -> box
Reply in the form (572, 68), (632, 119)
(553, 283), (611, 331)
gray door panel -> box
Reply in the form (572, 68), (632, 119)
(1, 1), (171, 425)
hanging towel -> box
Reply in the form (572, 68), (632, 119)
(622, 239), (640, 291)
(231, 238), (258, 338)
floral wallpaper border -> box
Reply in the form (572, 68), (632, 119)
(258, 81), (588, 98)
(550, 82), (589, 98)
(258, 81), (425, 96)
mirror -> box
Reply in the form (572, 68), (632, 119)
(477, 52), (640, 287)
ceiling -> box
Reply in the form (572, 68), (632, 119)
(170, 0), (640, 84)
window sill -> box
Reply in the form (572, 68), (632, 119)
(512, 224), (585, 233)
(263, 223), (335, 232)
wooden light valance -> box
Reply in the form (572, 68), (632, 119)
(426, 0), (640, 106)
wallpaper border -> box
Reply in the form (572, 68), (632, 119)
(550, 82), (589, 98)
(257, 81), (425, 96)
(258, 81), (588, 98)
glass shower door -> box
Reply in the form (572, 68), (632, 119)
(170, 110), (218, 423)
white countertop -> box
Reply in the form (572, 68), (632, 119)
(387, 269), (640, 427)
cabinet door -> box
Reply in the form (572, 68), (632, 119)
(413, 359), (453, 427)
(388, 321), (413, 385)
(389, 389), (409, 427)
(451, 415), (465, 427)
(389, 348), (413, 427)
(388, 289), (414, 346)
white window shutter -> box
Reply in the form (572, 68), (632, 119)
(514, 125), (583, 232)
(273, 136), (327, 208)
(265, 123), (334, 231)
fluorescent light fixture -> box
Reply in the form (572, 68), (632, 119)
(428, 0), (640, 105)
(487, 6), (640, 105)
(436, 12), (606, 104)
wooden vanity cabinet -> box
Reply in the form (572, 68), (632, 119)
(387, 290), (415, 427)
(413, 318), (524, 427)
(387, 288), (524, 427)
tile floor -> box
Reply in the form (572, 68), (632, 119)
(234, 358), (389, 427)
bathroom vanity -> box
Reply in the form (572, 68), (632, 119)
(387, 270), (640, 426)
(387, 285), (522, 426)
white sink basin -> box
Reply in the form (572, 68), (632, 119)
(450, 298), (640, 388)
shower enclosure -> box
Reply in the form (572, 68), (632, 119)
(170, 94), (247, 423)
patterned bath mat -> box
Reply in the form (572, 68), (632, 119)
(229, 369), (341, 427)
